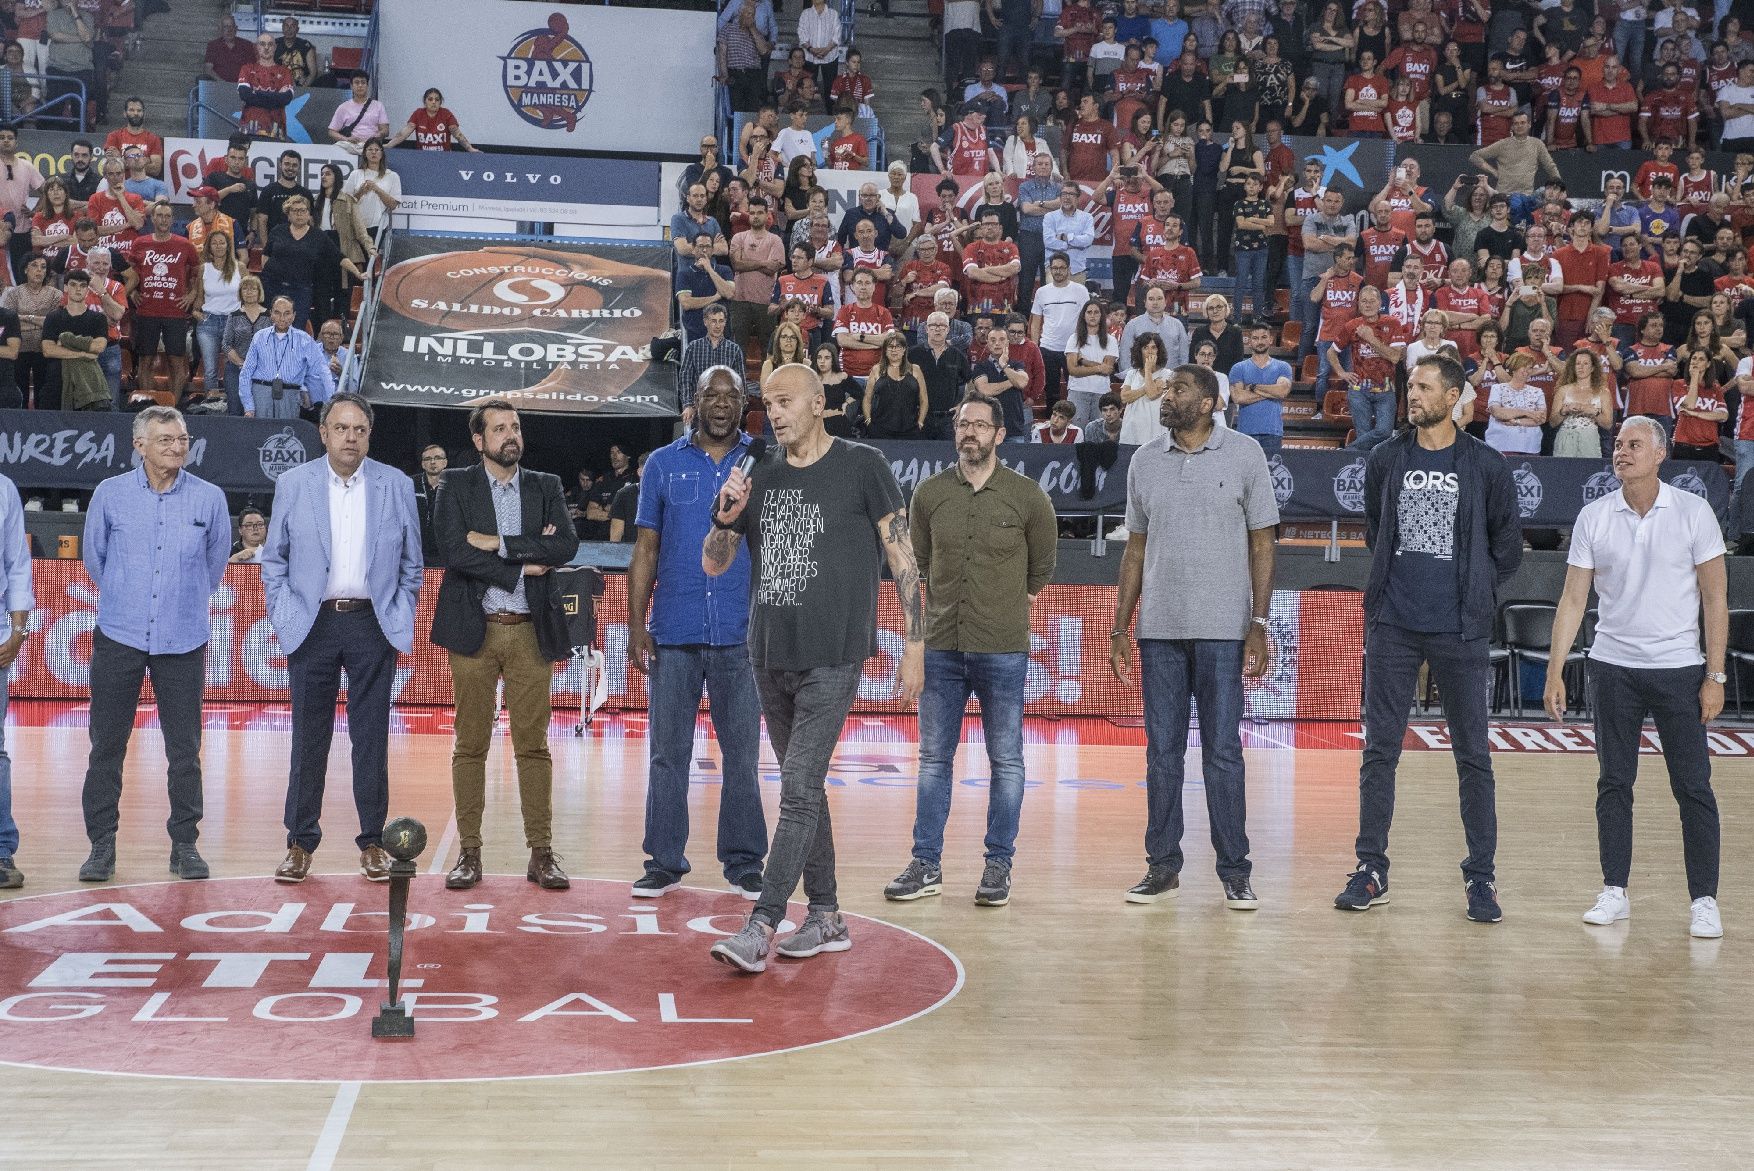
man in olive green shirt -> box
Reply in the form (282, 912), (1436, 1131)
(884, 391), (1057, 908)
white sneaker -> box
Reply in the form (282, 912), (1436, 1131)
(1105, 524), (1128, 542)
(1690, 896), (1723, 939)
(1582, 886), (1630, 925)
(60, 498), (78, 512)
(23, 498), (42, 512)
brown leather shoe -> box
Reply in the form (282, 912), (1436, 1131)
(360, 846), (392, 882)
(527, 847), (570, 890)
(274, 847), (312, 884)
(445, 847), (482, 890)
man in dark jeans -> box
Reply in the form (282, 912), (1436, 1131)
(1544, 416), (1729, 940)
(626, 365), (768, 901)
(77, 406), (231, 882)
(1110, 365), (1279, 910)
(704, 363), (925, 973)
(1337, 353), (1523, 922)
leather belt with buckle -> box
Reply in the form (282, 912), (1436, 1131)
(485, 611), (530, 625)
(321, 599), (373, 613)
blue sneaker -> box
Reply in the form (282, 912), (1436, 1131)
(1466, 879), (1502, 923)
(1335, 866), (1389, 911)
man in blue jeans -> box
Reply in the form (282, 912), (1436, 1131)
(884, 391), (1056, 907)
(1336, 353), (1522, 923)
(705, 363), (924, 973)
(627, 364), (768, 899)
(1110, 364), (1279, 910)
(0, 469), (33, 889)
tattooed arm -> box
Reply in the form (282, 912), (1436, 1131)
(877, 507), (926, 704)
(702, 467), (750, 578)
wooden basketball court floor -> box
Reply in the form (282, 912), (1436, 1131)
(2, 701), (1752, 1170)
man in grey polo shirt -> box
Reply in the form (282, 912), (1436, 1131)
(1109, 364), (1279, 909)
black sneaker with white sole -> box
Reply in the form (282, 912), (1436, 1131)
(1125, 864), (1179, 903)
(1465, 879), (1502, 923)
(1222, 875), (1259, 910)
(731, 872), (763, 900)
(884, 858), (942, 901)
(631, 873), (680, 898)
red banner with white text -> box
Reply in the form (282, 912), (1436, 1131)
(6, 564), (1365, 720)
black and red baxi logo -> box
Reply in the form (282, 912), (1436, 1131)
(500, 12), (593, 132)
(0, 877), (961, 1082)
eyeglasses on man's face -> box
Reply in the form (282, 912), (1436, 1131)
(954, 419), (996, 433)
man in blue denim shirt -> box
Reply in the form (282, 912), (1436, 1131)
(626, 364), (768, 899)
(77, 405), (231, 883)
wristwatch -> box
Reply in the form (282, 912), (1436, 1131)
(1706, 671), (1728, 685)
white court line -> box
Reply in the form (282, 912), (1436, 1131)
(307, 1079), (361, 1171)
(426, 815), (459, 875)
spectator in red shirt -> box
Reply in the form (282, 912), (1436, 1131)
(1475, 58), (1518, 148)
(962, 211), (1021, 313)
(1606, 232), (1667, 344)
(825, 106), (869, 171)
(1619, 311), (1680, 421)
(203, 13), (254, 85)
(1587, 57), (1638, 150)
(1344, 50), (1389, 138)
(1555, 213), (1612, 347)
(1003, 314), (1046, 413)
(932, 105), (1001, 176)
(1384, 28), (1437, 100)
(1432, 257), (1495, 358)
(1640, 63), (1698, 150)
(237, 34), (296, 141)
(1310, 240), (1363, 403)
(896, 233), (954, 329)
(1671, 350), (1729, 462)
(1359, 200), (1407, 290)
(85, 157), (145, 247)
(833, 268), (893, 377)
(1633, 139), (1681, 199)
(1135, 214), (1202, 314)
(827, 48), (875, 113)
(103, 97), (164, 178)
(1545, 68), (1589, 152)
(1062, 93), (1116, 183)
(1034, 399), (1082, 443)
(386, 88), (481, 152)
(126, 201), (201, 407)
(1331, 284), (1409, 450)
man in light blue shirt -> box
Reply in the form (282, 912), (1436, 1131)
(1228, 323), (1295, 458)
(1040, 183), (1097, 277)
(239, 295), (335, 419)
(0, 470), (33, 889)
(626, 366), (767, 899)
(78, 406), (231, 883)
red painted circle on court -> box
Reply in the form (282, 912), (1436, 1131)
(0, 876), (962, 1082)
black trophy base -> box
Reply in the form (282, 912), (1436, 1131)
(372, 1002), (415, 1039)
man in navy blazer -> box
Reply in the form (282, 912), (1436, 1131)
(260, 392), (424, 883)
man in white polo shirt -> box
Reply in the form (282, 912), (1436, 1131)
(1544, 416), (1729, 940)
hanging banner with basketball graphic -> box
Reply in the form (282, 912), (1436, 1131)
(0, 409), (316, 493)
(363, 234), (679, 417)
(376, 0), (716, 156)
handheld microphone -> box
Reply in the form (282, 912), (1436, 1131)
(716, 436), (768, 523)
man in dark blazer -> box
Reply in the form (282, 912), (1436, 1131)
(431, 397), (580, 891)
(412, 443), (447, 567)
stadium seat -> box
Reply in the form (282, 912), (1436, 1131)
(1300, 353), (1319, 382)
(1279, 320), (1301, 350)
(1321, 390), (1352, 423)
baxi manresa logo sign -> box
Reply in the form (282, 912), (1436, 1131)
(501, 12), (594, 131)
(0, 877), (961, 1082)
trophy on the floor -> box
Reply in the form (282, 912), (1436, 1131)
(371, 816), (427, 1040)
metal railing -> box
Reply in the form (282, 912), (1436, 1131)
(185, 80), (244, 138)
(338, 217), (393, 398)
(0, 71), (88, 131)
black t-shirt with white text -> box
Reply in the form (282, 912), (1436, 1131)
(1380, 439), (1462, 633)
(735, 438), (906, 670)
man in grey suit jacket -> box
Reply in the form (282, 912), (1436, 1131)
(261, 392), (424, 883)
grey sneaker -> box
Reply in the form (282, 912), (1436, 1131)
(776, 910), (852, 959)
(884, 858), (943, 901)
(78, 840), (116, 882)
(975, 860), (1011, 906)
(709, 918), (776, 973)
(170, 843), (210, 880)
